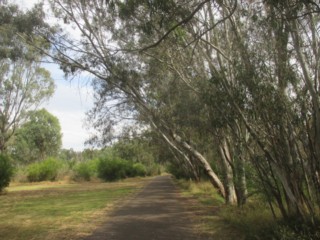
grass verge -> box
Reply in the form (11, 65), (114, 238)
(175, 179), (285, 239)
(0, 178), (148, 240)
(175, 179), (320, 240)
(175, 179), (244, 240)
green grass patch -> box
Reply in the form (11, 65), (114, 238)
(0, 178), (148, 240)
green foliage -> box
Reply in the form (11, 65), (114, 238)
(112, 138), (153, 164)
(12, 109), (62, 163)
(27, 158), (61, 182)
(97, 157), (130, 181)
(0, 4), (55, 153)
(145, 163), (162, 176)
(101, 137), (161, 177)
(81, 148), (101, 161)
(11, 167), (28, 183)
(131, 163), (147, 177)
(74, 163), (92, 181)
(73, 159), (98, 181)
(176, 179), (225, 206)
(43, 0), (320, 232)
(167, 163), (192, 180)
(97, 155), (147, 182)
(0, 154), (13, 192)
(0, 3), (51, 60)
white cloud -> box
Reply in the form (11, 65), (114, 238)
(11, 0), (40, 10)
(41, 64), (95, 151)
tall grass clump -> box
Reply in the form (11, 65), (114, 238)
(0, 154), (14, 192)
(270, 219), (320, 240)
(221, 205), (320, 239)
(219, 201), (276, 239)
(177, 179), (276, 239)
(176, 179), (225, 206)
(27, 158), (62, 182)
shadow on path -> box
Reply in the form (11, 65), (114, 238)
(83, 175), (205, 240)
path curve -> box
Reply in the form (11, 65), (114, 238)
(83, 175), (206, 240)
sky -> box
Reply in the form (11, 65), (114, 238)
(13, 0), (96, 151)
(40, 64), (95, 151)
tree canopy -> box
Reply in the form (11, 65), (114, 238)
(0, 3), (55, 152)
(11, 109), (62, 163)
(37, 0), (320, 224)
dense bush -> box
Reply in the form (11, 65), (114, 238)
(0, 154), (14, 192)
(73, 159), (98, 181)
(97, 157), (129, 181)
(131, 163), (147, 177)
(27, 158), (61, 182)
(74, 162), (92, 181)
(167, 163), (190, 179)
(12, 167), (28, 183)
(145, 163), (162, 176)
(97, 156), (147, 181)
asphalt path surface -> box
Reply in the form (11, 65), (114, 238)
(83, 175), (206, 240)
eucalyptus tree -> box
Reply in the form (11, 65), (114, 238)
(106, 0), (247, 204)
(43, 0), (320, 218)
(141, 0), (320, 218)
(191, 0), (320, 220)
(45, 0), (227, 200)
(11, 109), (62, 163)
(0, 3), (55, 152)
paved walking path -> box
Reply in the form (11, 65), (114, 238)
(83, 175), (206, 240)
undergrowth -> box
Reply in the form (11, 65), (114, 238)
(175, 179), (320, 240)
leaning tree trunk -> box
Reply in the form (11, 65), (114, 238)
(171, 132), (226, 198)
(148, 117), (226, 198)
(219, 137), (237, 205)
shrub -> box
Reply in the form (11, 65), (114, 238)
(132, 163), (147, 177)
(167, 163), (190, 179)
(145, 163), (162, 176)
(97, 154), (149, 182)
(73, 159), (98, 181)
(0, 154), (14, 192)
(12, 167), (28, 183)
(97, 157), (130, 181)
(27, 158), (61, 182)
(74, 162), (92, 181)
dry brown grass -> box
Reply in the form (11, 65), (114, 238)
(0, 177), (149, 240)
